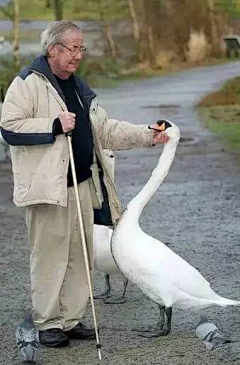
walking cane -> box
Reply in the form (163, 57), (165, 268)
(67, 132), (102, 361)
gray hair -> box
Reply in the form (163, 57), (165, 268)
(41, 20), (81, 56)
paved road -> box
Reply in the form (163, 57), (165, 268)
(0, 61), (240, 365)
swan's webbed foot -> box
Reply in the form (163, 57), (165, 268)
(94, 274), (111, 299)
(132, 324), (158, 333)
(95, 276), (128, 304)
(103, 296), (126, 304)
(137, 328), (170, 338)
(103, 278), (128, 304)
(94, 290), (111, 299)
(133, 305), (172, 338)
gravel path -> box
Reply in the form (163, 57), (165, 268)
(0, 61), (240, 365)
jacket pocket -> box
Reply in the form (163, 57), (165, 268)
(89, 162), (103, 209)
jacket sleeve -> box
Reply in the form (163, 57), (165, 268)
(0, 76), (55, 145)
(96, 105), (154, 151)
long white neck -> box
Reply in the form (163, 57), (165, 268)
(127, 135), (179, 222)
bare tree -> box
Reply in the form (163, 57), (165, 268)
(208, 0), (219, 53)
(97, 0), (117, 59)
(128, 0), (140, 42)
(0, 0), (13, 19)
(127, 0), (147, 63)
(164, 0), (174, 15)
(144, 0), (161, 66)
(51, 0), (65, 20)
(127, 0), (161, 66)
(12, 0), (20, 71)
(45, 0), (51, 8)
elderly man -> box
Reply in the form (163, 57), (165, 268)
(0, 21), (169, 348)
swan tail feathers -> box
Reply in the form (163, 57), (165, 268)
(214, 296), (240, 307)
(177, 289), (240, 308)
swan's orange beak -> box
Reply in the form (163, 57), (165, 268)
(148, 122), (166, 132)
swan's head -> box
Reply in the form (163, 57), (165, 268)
(150, 120), (180, 143)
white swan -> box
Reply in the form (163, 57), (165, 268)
(93, 225), (128, 304)
(93, 150), (128, 304)
(0, 130), (5, 145)
(111, 120), (240, 337)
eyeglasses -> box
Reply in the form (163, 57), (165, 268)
(57, 42), (87, 56)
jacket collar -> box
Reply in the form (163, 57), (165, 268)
(29, 55), (97, 108)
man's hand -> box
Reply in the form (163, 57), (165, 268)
(152, 131), (169, 145)
(149, 123), (170, 145)
(58, 111), (76, 133)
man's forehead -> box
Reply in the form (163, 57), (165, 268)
(62, 29), (83, 43)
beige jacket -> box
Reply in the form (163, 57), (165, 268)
(0, 56), (154, 224)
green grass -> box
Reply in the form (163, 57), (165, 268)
(198, 77), (240, 152)
(200, 106), (240, 151)
(1, 0), (240, 21)
(0, 0), (129, 21)
(198, 77), (240, 107)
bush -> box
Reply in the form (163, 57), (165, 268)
(185, 31), (211, 63)
(199, 77), (240, 106)
(0, 56), (35, 100)
(155, 50), (176, 69)
(77, 56), (120, 81)
(0, 57), (18, 99)
(0, 55), (122, 99)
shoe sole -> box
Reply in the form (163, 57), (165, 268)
(66, 334), (96, 340)
(40, 340), (70, 348)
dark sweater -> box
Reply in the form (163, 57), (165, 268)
(54, 75), (94, 187)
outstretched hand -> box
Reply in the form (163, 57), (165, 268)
(149, 123), (170, 145)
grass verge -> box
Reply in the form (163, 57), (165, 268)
(198, 77), (240, 152)
(0, 0), (129, 21)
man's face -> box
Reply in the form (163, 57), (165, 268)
(49, 29), (84, 77)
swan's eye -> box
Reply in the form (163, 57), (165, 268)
(156, 120), (167, 130)
(156, 120), (172, 130)
(158, 122), (166, 131)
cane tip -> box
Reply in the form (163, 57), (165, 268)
(98, 350), (102, 361)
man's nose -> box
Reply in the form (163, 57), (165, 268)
(74, 51), (82, 61)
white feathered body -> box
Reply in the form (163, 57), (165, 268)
(93, 224), (120, 275)
(112, 217), (239, 308)
(111, 122), (240, 309)
(0, 130), (7, 147)
(0, 131), (5, 145)
(93, 149), (121, 276)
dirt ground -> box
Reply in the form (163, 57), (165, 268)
(0, 61), (240, 365)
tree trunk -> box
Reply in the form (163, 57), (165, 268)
(147, 25), (155, 67)
(128, 0), (140, 41)
(208, 0), (219, 53)
(164, 0), (174, 16)
(12, 0), (20, 72)
(74, 0), (81, 12)
(143, 0), (161, 67)
(128, 0), (148, 63)
(103, 23), (117, 59)
(97, 0), (117, 59)
(51, 0), (63, 20)
(45, 0), (51, 8)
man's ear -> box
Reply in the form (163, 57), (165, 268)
(48, 45), (55, 58)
